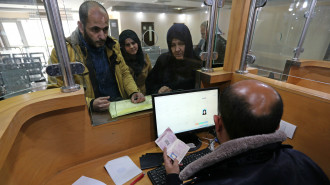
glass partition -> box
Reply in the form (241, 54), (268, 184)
(0, 0), (51, 99)
(248, 0), (330, 93)
(0, 0), (231, 126)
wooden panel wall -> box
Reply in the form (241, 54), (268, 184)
(231, 73), (330, 177)
(223, 0), (251, 72)
(287, 60), (330, 93)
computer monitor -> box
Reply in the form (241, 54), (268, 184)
(152, 87), (219, 151)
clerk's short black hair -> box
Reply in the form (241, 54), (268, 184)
(219, 83), (283, 139)
(79, 1), (108, 26)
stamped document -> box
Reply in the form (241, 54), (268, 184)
(155, 127), (190, 163)
(109, 95), (152, 118)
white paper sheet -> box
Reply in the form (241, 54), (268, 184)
(72, 176), (106, 185)
(104, 156), (142, 185)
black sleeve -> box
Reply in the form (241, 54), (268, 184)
(166, 174), (182, 185)
(215, 36), (227, 64)
(145, 54), (166, 94)
(166, 58), (202, 91)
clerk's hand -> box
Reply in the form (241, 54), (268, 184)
(163, 147), (180, 174)
(158, 86), (172, 94)
(93, 96), (110, 112)
(131, 92), (145, 103)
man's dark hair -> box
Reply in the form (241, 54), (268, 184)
(219, 84), (283, 139)
(79, 1), (108, 26)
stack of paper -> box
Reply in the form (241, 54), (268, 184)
(109, 95), (152, 118)
(104, 156), (142, 185)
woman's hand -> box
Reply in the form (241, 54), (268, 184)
(158, 86), (172, 94)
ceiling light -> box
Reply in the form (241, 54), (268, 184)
(303, 1), (308, 8)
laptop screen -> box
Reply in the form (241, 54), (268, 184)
(152, 88), (219, 137)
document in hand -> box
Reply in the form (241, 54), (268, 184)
(104, 156), (142, 185)
(155, 127), (190, 163)
(109, 95), (152, 118)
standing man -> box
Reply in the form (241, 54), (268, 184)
(48, 1), (144, 112)
(164, 80), (329, 185)
(194, 21), (227, 67)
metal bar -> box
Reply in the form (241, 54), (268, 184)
(247, 7), (261, 53)
(293, 0), (317, 61)
(201, 0), (220, 72)
(43, 0), (79, 92)
(237, 0), (257, 74)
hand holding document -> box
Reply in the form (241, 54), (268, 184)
(155, 127), (190, 163)
(109, 95), (152, 118)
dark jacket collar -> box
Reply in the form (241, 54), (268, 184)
(179, 130), (287, 181)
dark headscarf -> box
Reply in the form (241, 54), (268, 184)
(166, 24), (194, 59)
(119, 29), (145, 75)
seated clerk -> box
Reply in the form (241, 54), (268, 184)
(119, 30), (152, 95)
(164, 80), (330, 185)
(145, 24), (202, 95)
(47, 1), (145, 112)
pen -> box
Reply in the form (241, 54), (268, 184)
(130, 173), (145, 185)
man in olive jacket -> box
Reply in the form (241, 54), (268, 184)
(48, 1), (144, 111)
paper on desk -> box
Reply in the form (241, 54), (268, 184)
(155, 127), (190, 163)
(72, 176), (106, 185)
(104, 156), (142, 185)
(109, 95), (152, 118)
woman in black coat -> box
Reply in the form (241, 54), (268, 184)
(146, 24), (202, 94)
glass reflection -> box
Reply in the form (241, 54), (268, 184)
(0, 0), (232, 126)
(0, 0), (49, 99)
(249, 0), (330, 88)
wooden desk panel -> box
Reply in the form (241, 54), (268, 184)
(46, 142), (158, 185)
(46, 133), (215, 185)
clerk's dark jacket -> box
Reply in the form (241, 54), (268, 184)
(146, 23), (202, 95)
(166, 131), (330, 185)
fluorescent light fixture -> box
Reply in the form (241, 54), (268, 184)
(303, 1), (308, 8)
(137, 12), (143, 19)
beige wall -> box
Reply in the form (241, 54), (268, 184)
(118, 6), (232, 50)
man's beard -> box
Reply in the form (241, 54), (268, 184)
(83, 27), (105, 48)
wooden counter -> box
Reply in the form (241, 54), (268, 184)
(0, 88), (156, 185)
(46, 132), (215, 185)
